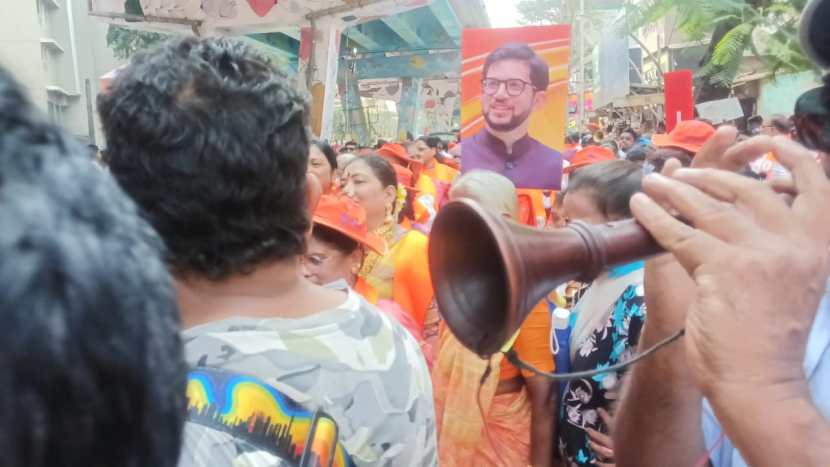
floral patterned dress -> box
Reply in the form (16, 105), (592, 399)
(557, 268), (646, 467)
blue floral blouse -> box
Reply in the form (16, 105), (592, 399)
(557, 273), (646, 467)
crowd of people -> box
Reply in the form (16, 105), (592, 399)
(1, 1), (829, 466)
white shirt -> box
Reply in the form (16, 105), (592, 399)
(702, 280), (830, 467)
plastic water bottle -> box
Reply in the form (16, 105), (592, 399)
(551, 306), (572, 402)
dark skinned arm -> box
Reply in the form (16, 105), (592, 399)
(526, 375), (557, 467)
(613, 257), (705, 467)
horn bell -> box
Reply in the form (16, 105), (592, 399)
(428, 198), (664, 356)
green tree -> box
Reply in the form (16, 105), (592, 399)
(621, 0), (814, 101)
(106, 25), (169, 60)
(516, 0), (569, 24)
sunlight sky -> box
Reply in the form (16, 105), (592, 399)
(483, 0), (522, 28)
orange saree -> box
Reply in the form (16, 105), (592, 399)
(431, 329), (532, 467)
(359, 223), (435, 334)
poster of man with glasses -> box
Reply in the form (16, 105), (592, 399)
(460, 26), (571, 190)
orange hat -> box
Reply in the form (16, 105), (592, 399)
(392, 163), (419, 193)
(563, 145), (616, 174)
(652, 120), (716, 154)
(312, 195), (387, 254)
(377, 143), (423, 172)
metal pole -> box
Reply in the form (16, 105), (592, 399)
(84, 79), (96, 145)
(306, 18), (316, 89)
(86, 10), (203, 28)
(305, 0), (388, 20)
(577, 0), (585, 129)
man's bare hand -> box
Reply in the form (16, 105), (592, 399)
(631, 136), (830, 395)
(642, 126), (742, 334)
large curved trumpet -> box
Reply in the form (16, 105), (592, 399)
(428, 198), (665, 356)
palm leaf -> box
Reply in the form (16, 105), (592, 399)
(708, 57), (742, 86)
(711, 22), (754, 67)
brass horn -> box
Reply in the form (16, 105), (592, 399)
(428, 198), (665, 356)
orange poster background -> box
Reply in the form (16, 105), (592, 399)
(460, 25), (571, 151)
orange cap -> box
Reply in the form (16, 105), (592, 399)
(392, 163), (419, 193)
(312, 195), (387, 254)
(652, 120), (716, 154)
(563, 145), (616, 174)
(377, 144), (423, 172)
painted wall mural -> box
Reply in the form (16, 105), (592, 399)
(358, 79), (403, 102)
(418, 78), (459, 134)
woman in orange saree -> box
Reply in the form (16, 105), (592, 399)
(431, 170), (557, 467)
(341, 155), (440, 348)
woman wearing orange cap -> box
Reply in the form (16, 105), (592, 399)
(302, 194), (431, 364)
(340, 155), (438, 342)
(302, 195), (387, 288)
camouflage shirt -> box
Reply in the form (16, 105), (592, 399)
(178, 288), (437, 467)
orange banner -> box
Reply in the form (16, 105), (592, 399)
(460, 25), (571, 151)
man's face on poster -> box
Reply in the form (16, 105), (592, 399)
(481, 59), (545, 133)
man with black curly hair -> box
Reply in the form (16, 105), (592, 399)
(99, 37), (436, 467)
(0, 66), (186, 467)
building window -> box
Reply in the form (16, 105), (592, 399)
(48, 101), (64, 125)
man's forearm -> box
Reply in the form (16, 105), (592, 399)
(614, 259), (706, 467)
(615, 320), (705, 467)
(707, 382), (830, 467)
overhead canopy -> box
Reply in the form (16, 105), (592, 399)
(88, 0), (479, 36)
(89, 0), (489, 140)
(90, 0), (488, 72)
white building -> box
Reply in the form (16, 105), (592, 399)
(0, 0), (125, 145)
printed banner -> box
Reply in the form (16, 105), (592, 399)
(460, 25), (571, 190)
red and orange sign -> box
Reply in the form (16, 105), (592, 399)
(460, 25), (571, 151)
